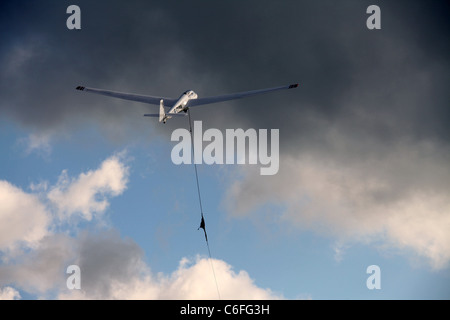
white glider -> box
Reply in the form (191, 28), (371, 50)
(76, 83), (299, 123)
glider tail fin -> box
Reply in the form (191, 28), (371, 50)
(159, 99), (166, 123)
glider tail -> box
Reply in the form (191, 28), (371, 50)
(159, 99), (166, 123)
(143, 99), (166, 123)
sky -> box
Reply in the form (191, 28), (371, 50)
(0, 0), (449, 300)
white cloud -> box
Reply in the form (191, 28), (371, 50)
(60, 255), (280, 300)
(48, 155), (129, 221)
(1, 229), (280, 300)
(0, 152), (278, 299)
(0, 286), (21, 300)
(225, 140), (450, 270)
(56, 231), (281, 300)
(19, 132), (52, 156)
(0, 153), (132, 297)
(0, 154), (129, 253)
(384, 194), (450, 270)
(156, 256), (281, 300)
(0, 181), (50, 251)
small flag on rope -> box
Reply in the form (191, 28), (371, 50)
(198, 214), (208, 243)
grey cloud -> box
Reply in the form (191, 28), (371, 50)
(0, 230), (145, 298)
(1, 0), (449, 268)
(76, 230), (145, 299)
(0, 234), (74, 294)
(1, 1), (448, 144)
(1, 230), (281, 299)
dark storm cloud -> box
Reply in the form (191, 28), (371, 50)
(0, 1), (196, 137)
(1, 0), (448, 145)
(0, 0), (449, 181)
(155, 1), (450, 142)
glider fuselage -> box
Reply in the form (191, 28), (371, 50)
(167, 90), (198, 114)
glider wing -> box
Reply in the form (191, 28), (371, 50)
(75, 86), (177, 106)
(188, 83), (299, 107)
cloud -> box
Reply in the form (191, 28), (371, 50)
(0, 153), (129, 254)
(0, 153), (132, 298)
(17, 132), (53, 157)
(0, 234), (75, 295)
(0, 1), (448, 142)
(1, 230), (280, 300)
(153, 257), (280, 300)
(225, 137), (450, 269)
(0, 151), (279, 299)
(48, 154), (129, 221)
(0, 286), (21, 300)
(0, 180), (50, 251)
(62, 232), (282, 300)
(59, 231), (280, 300)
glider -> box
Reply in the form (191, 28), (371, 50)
(75, 83), (299, 123)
